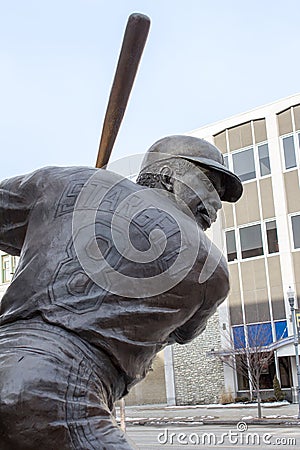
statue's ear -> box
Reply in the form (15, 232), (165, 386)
(159, 166), (174, 192)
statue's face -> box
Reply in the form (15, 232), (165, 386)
(172, 163), (224, 230)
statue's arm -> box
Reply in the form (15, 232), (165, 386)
(168, 259), (229, 345)
(0, 174), (33, 256)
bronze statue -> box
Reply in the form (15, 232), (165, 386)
(0, 135), (242, 449)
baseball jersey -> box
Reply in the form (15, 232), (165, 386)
(0, 166), (229, 384)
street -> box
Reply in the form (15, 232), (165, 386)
(126, 424), (299, 449)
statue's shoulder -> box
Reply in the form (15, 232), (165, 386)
(23, 166), (125, 193)
(28, 166), (97, 182)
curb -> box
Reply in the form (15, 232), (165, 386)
(203, 419), (300, 427)
(119, 417), (300, 427)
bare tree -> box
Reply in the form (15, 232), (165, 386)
(211, 324), (275, 418)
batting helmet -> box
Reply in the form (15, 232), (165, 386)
(140, 135), (243, 202)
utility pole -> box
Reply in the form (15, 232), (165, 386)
(287, 286), (300, 419)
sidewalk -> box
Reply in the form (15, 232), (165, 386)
(116, 402), (300, 426)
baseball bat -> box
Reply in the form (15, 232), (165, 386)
(96, 13), (151, 168)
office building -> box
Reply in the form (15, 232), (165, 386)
(174, 93), (300, 403)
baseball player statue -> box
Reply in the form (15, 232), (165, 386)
(0, 135), (242, 449)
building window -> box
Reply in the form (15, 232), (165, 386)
(235, 355), (250, 391)
(224, 154), (229, 169)
(239, 224), (263, 259)
(275, 320), (288, 341)
(291, 214), (300, 249)
(1, 254), (17, 284)
(282, 135), (297, 169)
(278, 356), (292, 388)
(247, 322), (273, 347)
(225, 230), (237, 262)
(232, 148), (256, 182)
(224, 137), (271, 182)
(233, 323), (273, 349)
(11, 256), (17, 274)
(232, 325), (246, 349)
(225, 222), (275, 261)
(278, 104), (300, 170)
(266, 220), (279, 253)
(258, 353), (275, 390)
(258, 143), (271, 176)
(233, 324), (275, 391)
(1, 255), (11, 283)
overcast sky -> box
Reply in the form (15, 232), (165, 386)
(1, 0), (299, 179)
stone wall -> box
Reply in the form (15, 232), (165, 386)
(172, 311), (225, 405)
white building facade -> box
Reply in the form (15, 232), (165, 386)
(184, 93), (300, 402)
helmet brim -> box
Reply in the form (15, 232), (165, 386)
(178, 155), (243, 203)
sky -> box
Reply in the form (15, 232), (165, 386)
(1, 0), (300, 180)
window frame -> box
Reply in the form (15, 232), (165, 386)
(257, 142), (271, 177)
(239, 222), (264, 260)
(0, 254), (18, 284)
(232, 321), (276, 392)
(289, 212), (300, 251)
(280, 131), (300, 172)
(225, 218), (279, 262)
(231, 146), (256, 183)
(224, 139), (271, 185)
(225, 228), (238, 262)
(264, 219), (279, 255)
(1, 255), (11, 284)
